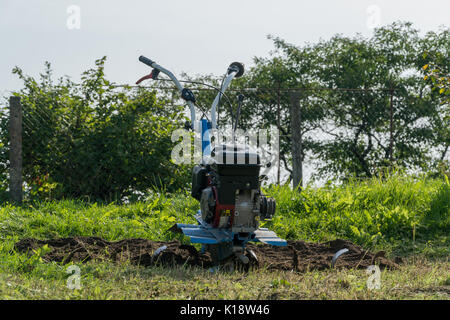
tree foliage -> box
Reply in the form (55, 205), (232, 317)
(229, 22), (449, 181)
(0, 57), (190, 201)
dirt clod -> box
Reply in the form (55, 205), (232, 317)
(14, 237), (399, 271)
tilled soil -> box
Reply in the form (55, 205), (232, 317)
(14, 236), (400, 271)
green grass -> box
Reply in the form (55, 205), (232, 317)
(265, 173), (449, 257)
(0, 258), (448, 300)
(0, 173), (448, 299)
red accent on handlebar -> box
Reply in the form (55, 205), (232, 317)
(135, 71), (154, 84)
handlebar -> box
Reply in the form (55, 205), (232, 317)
(138, 55), (196, 129)
(210, 62), (245, 129)
(138, 55), (244, 130)
(138, 55), (156, 67)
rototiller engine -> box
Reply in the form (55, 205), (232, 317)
(137, 55), (286, 269)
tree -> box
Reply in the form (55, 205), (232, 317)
(229, 22), (449, 181)
(420, 29), (450, 168)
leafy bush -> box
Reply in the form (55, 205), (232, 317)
(264, 172), (449, 246)
(0, 57), (190, 202)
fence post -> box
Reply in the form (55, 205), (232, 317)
(9, 96), (22, 205)
(389, 88), (394, 165)
(276, 83), (281, 185)
(290, 91), (302, 191)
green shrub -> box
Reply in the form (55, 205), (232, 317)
(264, 172), (449, 246)
(0, 57), (190, 202)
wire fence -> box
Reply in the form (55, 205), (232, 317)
(126, 84), (447, 184)
(1, 83), (448, 202)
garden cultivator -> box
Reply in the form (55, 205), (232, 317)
(137, 55), (286, 270)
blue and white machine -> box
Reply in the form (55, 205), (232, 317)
(138, 56), (286, 268)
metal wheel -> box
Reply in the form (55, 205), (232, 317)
(233, 249), (259, 273)
(243, 249), (259, 272)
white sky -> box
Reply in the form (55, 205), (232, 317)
(1, 0), (449, 95)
